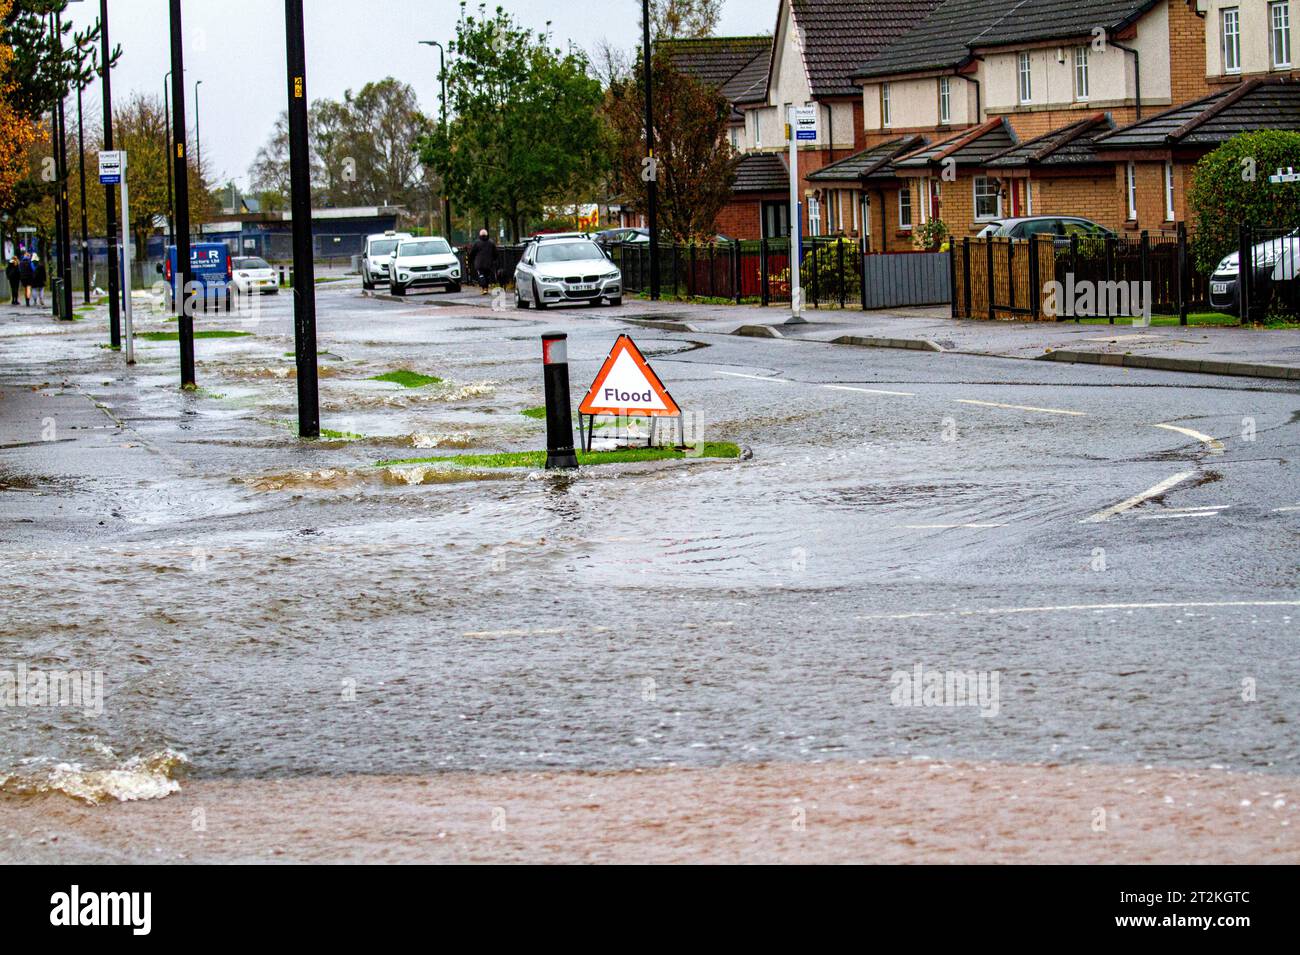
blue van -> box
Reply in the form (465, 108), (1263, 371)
(162, 242), (232, 293)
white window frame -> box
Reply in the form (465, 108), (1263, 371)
(881, 83), (892, 128)
(1026, 180), (1033, 215)
(938, 76), (951, 124)
(729, 127), (739, 149)
(1164, 161), (1175, 221)
(973, 175), (1002, 221)
(1017, 52), (1032, 104)
(898, 185), (912, 229)
(1126, 161), (1138, 220)
(1271, 2), (1292, 68)
(1074, 46), (1090, 101)
(1222, 7), (1241, 74)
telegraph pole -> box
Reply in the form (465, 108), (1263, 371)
(285, 0), (319, 437)
(641, 0), (659, 300)
(168, 0), (195, 387)
(100, 0), (120, 347)
(52, 12), (74, 321)
(77, 66), (90, 304)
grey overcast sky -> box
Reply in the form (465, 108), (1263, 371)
(62, 1), (777, 192)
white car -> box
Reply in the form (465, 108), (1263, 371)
(230, 256), (278, 295)
(514, 236), (622, 309)
(361, 230), (413, 290)
(388, 237), (461, 296)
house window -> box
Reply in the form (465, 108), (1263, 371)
(1126, 161), (1137, 220)
(729, 127), (739, 149)
(898, 186), (912, 228)
(973, 176), (1001, 220)
(881, 83), (892, 128)
(1271, 2), (1292, 68)
(1222, 7), (1241, 74)
(1074, 46), (1089, 101)
(1164, 161), (1175, 221)
(938, 76), (951, 124)
(808, 196), (822, 236)
(1017, 52), (1032, 104)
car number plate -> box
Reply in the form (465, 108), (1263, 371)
(572, 284), (594, 291)
(1212, 282), (1228, 295)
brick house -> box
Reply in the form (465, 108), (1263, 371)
(1092, 76), (1300, 231)
(849, 0), (1213, 240)
(806, 135), (925, 251)
(722, 0), (942, 240)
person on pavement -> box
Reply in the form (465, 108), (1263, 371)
(6, 256), (19, 305)
(32, 254), (46, 308)
(18, 253), (34, 306)
(470, 229), (496, 294)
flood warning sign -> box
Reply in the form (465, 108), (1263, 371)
(578, 334), (681, 417)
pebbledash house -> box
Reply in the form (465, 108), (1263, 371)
(664, 0), (1298, 247)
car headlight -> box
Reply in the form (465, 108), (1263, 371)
(1215, 254), (1237, 273)
(540, 275), (561, 282)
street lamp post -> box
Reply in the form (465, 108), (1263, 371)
(285, 0), (320, 438)
(163, 72), (178, 248)
(52, 10), (74, 321)
(76, 53), (90, 304)
(99, 0), (120, 347)
(641, 0), (659, 300)
(168, 0), (195, 388)
(418, 40), (452, 240)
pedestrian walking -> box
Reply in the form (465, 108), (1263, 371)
(5, 256), (18, 305)
(32, 254), (46, 308)
(18, 252), (34, 306)
(470, 229), (497, 294)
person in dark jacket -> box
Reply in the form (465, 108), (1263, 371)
(31, 254), (47, 308)
(469, 229), (496, 294)
(17, 253), (34, 306)
(6, 256), (18, 305)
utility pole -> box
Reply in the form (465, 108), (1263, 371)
(194, 79), (203, 182)
(164, 73), (176, 249)
(418, 40), (452, 239)
(52, 11), (74, 321)
(641, 0), (659, 300)
(285, 0), (319, 437)
(169, 0), (195, 388)
(100, 0), (120, 347)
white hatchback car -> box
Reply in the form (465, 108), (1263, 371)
(389, 237), (461, 296)
(514, 236), (622, 309)
(230, 256), (278, 295)
(361, 231), (413, 290)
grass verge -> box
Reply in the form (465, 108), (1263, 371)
(139, 330), (252, 341)
(376, 441), (741, 469)
(369, 369), (443, 388)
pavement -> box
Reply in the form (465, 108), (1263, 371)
(2, 278), (1298, 863)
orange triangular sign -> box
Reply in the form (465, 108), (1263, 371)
(579, 335), (681, 417)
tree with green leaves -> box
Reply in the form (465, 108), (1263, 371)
(416, 3), (607, 241)
(605, 50), (738, 242)
(1187, 130), (1300, 273)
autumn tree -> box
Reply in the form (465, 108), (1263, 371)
(648, 0), (722, 39)
(606, 51), (738, 241)
(416, 3), (607, 240)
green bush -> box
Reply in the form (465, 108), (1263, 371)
(799, 237), (861, 301)
(1187, 130), (1300, 273)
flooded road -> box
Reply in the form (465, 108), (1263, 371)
(2, 282), (1298, 859)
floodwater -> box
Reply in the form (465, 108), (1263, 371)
(2, 286), (1298, 861)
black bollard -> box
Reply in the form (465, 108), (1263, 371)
(541, 333), (578, 469)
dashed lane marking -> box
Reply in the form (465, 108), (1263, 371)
(823, 384), (916, 397)
(1136, 511), (1222, 520)
(1079, 471), (1196, 523)
(954, 398), (1087, 416)
(901, 522), (1007, 529)
(714, 371), (791, 383)
(856, 600), (1300, 621)
(1154, 422), (1224, 454)
(1272, 505), (1300, 513)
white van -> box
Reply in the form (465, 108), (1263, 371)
(361, 230), (413, 290)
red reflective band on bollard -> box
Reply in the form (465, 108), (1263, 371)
(542, 334), (567, 366)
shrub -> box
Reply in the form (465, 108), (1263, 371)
(1187, 130), (1300, 273)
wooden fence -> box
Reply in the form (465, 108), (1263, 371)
(951, 235), (1057, 320)
(863, 251), (950, 309)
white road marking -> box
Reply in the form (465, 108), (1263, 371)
(1079, 471), (1196, 523)
(901, 522), (1007, 529)
(954, 398), (1087, 416)
(1164, 505), (1230, 512)
(463, 627), (565, 639)
(1154, 422), (1224, 454)
(857, 600), (1300, 622)
(823, 384), (916, 397)
(1136, 511), (1221, 520)
(1272, 505), (1300, 513)
(715, 371), (790, 383)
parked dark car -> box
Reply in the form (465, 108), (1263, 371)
(1208, 230), (1300, 319)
